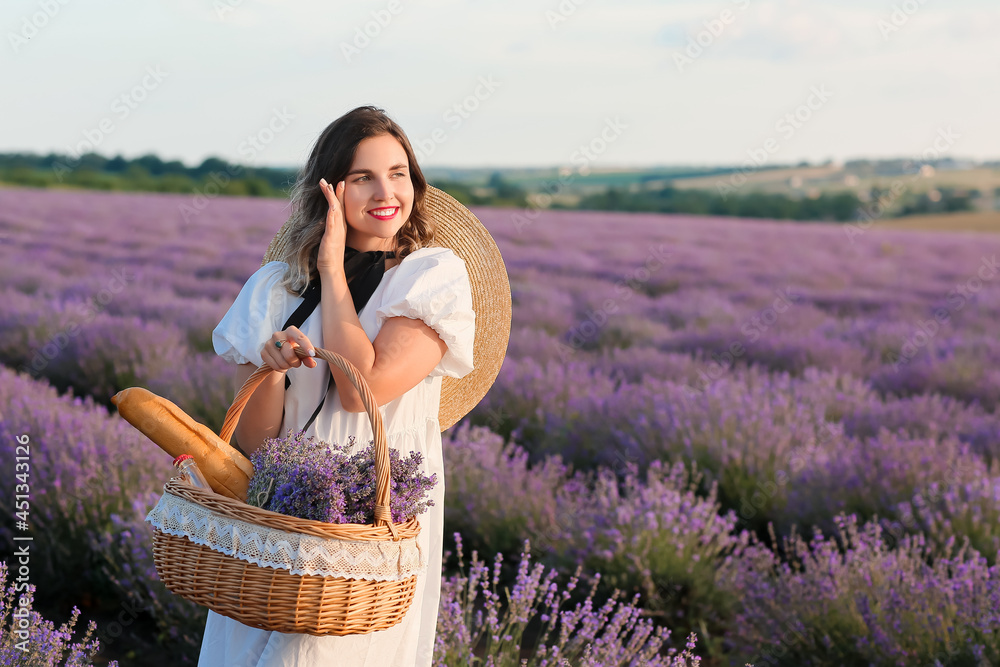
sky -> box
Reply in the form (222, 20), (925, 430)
(3, 0), (999, 170)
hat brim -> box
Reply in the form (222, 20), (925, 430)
(261, 184), (511, 432)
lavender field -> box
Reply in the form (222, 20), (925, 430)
(2, 185), (999, 666)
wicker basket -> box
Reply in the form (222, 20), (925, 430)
(148, 347), (423, 636)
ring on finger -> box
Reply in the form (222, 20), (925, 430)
(274, 340), (284, 349)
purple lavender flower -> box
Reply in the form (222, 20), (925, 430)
(0, 561), (119, 666)
(434, 534), (704, 666)
(247, 430), (436, 524)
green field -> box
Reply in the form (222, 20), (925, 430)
(868, 210), (1000, 233)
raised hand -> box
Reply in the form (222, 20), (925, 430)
(317, 178), (347, 275)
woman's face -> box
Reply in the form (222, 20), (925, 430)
(341, 133), (414, 252)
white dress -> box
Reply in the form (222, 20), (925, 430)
(202, 246), (476, 667)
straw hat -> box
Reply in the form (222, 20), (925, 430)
(260, 184), (511, 432)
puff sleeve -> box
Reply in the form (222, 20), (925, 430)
(375, 247), (476, 379)
(212, 261), (293, 367)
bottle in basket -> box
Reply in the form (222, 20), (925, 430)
(173, 454), (212, 490)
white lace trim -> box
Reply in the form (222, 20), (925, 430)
(145, 491), (426, 581)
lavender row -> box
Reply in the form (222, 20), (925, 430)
(0, 561), (118, 667)
(5, 186), (1000, 665)
(4, 363), (996, 665)
(0, 365), (208, 660)
(444, 423), (1000, 665)
(1, 365), (710, 665)
(3, 187), (998, 413)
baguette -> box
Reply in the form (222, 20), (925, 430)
(111, 387), (253, 501)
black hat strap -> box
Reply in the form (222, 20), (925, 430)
(278, 248), (395, 434)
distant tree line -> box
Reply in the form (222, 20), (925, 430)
(430, 172), (528, 208)
(0, 152), (977, 221)
(0, 152), (530, 206)
(573, 183), (975, 221)
(877, 185), (979, 216)
(0, 151), (294, 197)
(572, 185), (861, 221)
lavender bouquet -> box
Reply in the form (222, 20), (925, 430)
(245, 429), (437, 524)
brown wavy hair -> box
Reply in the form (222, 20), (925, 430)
(276, 106), (433, 296)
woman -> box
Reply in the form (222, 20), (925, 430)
(202, 106), (485, 666)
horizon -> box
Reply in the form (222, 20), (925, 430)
(2, 148), (993, 175)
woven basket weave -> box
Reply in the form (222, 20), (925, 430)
(150, 347), (422, 636)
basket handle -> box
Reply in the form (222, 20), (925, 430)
(217, 347), (396, 535)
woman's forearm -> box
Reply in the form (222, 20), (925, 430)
(233, 364), (286, 456)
